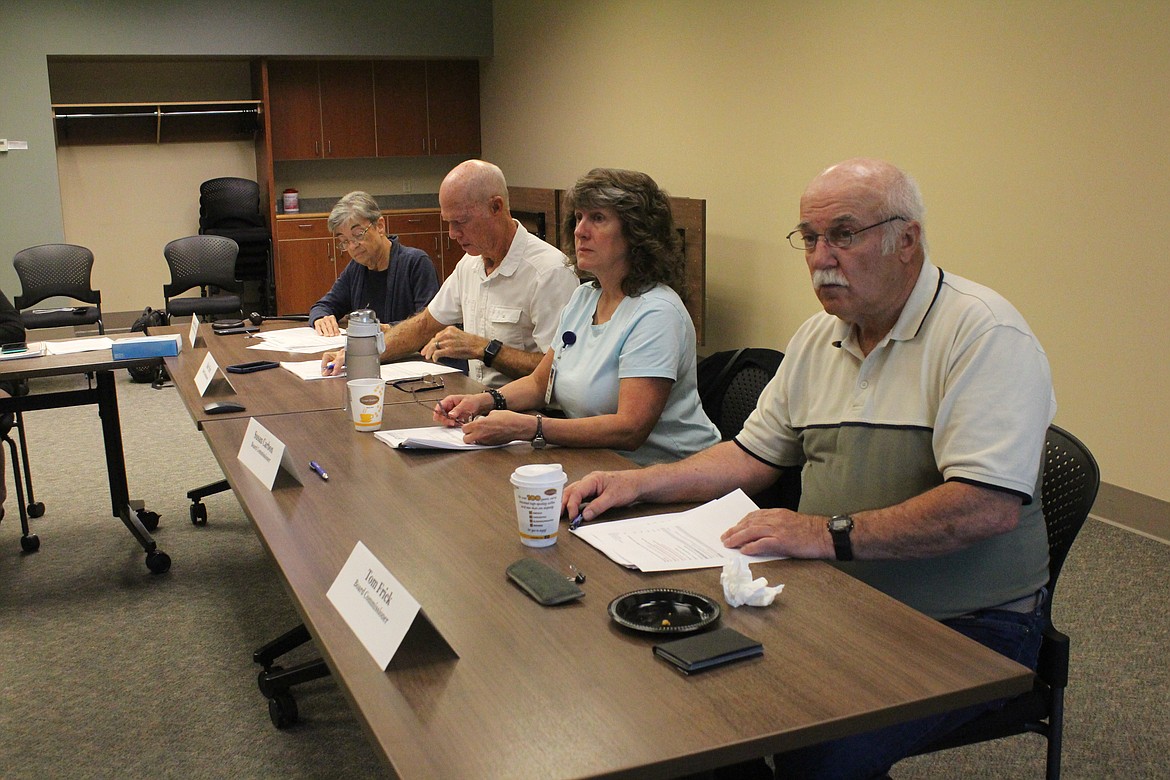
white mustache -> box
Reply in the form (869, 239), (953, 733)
(812, 269), (849, 289)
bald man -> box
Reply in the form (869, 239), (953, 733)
(565, 158), (1056, 778)
(322, 160), (579, 388)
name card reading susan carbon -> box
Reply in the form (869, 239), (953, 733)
(326, 541), (421, 669)
(236, 417), (302, 489)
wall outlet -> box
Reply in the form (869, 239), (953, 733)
(402, 179), (413, 194)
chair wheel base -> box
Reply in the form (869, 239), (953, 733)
(20, 534), (40, 553)
(146, 550), (171, 574)
(27, 502), (45, 518)
(137, 509), (161, 532)
(268, 692), (299, 729)
(257, 666), (284, 699)
(190, 502), (208, 526)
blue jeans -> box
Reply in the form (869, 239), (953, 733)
(774, 600), (1046, 780)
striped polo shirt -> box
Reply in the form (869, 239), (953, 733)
(737, 262), (1056, 619)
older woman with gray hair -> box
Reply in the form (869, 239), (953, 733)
(433, 168), (718, 466)
(309, 191), (439, 335)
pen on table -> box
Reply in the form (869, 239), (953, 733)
(569, 506), (589, 531)
(309, 461), (329, 481)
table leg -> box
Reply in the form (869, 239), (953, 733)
(95, 370), (171, 573)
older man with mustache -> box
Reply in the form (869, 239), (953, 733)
(565, 158), (1056, 779)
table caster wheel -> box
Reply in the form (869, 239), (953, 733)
(146, 550), (171, 574)
(268, 692), (298, 729)
(137, 509), (161, 532)
(28, 502), (45, 518)
(20, 533), (40, 553)
(190, 503), (208, 526)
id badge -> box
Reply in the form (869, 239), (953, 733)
(545, 362), (557, 406)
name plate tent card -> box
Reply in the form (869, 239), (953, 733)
(188, 314), (201, 348)
(194, 351), (237, 397)
(237, 417), (303, 490)
(327, 541), (457, 669)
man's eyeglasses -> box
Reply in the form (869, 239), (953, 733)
(335, 222), (376, 251)
(390, 375), (446, 413)
(786, 216), (907, 252)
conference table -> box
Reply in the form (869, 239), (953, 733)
(163, 322), (482, 426)
(0, 340), (169, 571)
(171, 324), (1034, 778)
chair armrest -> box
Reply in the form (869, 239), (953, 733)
(1036, 623), (1069, 689)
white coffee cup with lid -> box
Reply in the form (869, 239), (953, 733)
(510, 463), (566, 547)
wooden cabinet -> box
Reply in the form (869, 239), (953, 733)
(424, 60), (481, 157)
(373, 60), (480, 157)
(269, 58), (478, 161)
(372, 61), (430, 156)
(385, 212), (446, 282)
(274, 218), (348, 314)
(268, 61), (376, 161)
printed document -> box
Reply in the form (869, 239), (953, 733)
(375, 425), (524, 450)
(572, 489), (782, 572)
(280, 359), (460, 382)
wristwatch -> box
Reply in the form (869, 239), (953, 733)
(531, 413), (547, 449)
(827, 514), (855, 561)
(482, 338), (503, 368)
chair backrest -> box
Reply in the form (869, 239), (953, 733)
(1040, 424), (1100, 598)
(697, 348), (785, 440)
(12, 243), (102, 309)
(163, 235), (241, 298)
(199, 177), (264, 231)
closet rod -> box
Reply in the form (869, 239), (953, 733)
(55, 108), (260, 120)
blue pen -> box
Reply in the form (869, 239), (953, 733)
(569, 510), (585, 530)
(309, 461), (329, 481)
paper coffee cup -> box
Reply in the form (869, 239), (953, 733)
(347, 378), (385, 432)
(510, 463), (567, 547)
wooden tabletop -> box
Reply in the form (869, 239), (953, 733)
(163, 322), (482, 426)
(198, 402), (1033, 779)
(0, 337), (159, 381)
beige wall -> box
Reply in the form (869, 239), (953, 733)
(57, 141), (257, 312)
(483, 0), (1170, 501)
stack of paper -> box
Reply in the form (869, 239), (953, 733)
(374, 426), (524, 450)
(571, 489), (781, 572)
(0, 342), (46, 361)
(279, 360), (462, 382)
(247, 327), (346, 354)
(44, 337), (115, 355)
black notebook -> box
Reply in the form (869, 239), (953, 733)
(653, 627), (763, 674)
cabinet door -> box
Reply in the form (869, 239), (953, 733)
(373, 61), (429, 157)
(426, 60), (481, 157)
(268, 61), (323, 161)
(318, 61), (377, 159)
(275, 237), (338, 315)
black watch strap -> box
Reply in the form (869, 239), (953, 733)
(531, 413), (546, 449)
(483, 338), (503, 367)
(828, 514), (855, 562)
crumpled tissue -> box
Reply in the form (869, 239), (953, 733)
(720, 557), (784, 607)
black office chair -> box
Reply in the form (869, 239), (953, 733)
(1, 382), (46, 554)
(198, 177), (274, 316)
(163, 235), (243, 321)
(697, 347), (785, 440)
(12, 243), (104, 335)
(697, 347), (799, 509)
(906, 424), (1100, 780)
(162, 235), (242, 521)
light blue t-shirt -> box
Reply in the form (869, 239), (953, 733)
(550, 283), (719, 465)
